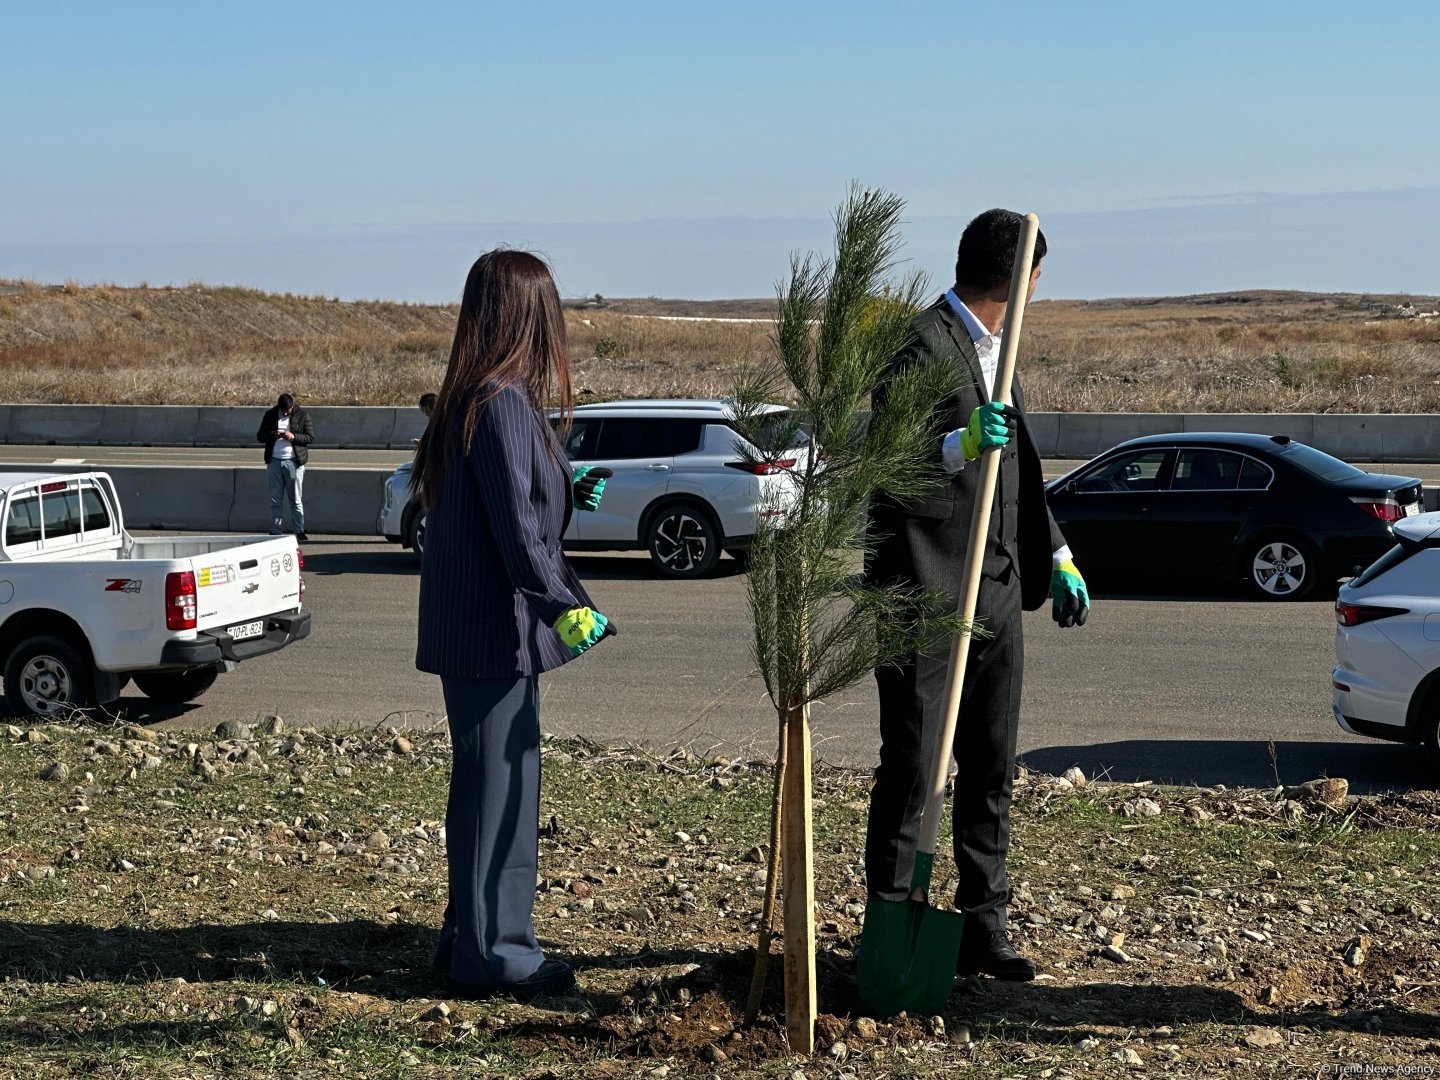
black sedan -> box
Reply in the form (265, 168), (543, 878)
(1045, 433), (1424, 599)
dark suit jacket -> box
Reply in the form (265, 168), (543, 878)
(256, 407), (315, 466)
(415, 382), (593, 679)
(866, 298), (1066, 612)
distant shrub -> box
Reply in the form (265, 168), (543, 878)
(594, 337), (629, 360)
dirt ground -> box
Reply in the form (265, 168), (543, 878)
(2, 721), (1439, 1077)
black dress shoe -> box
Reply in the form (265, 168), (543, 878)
(449, 959), (576, 1002)
(295, 532), (310, 542)
(956, 929), (1036, 982)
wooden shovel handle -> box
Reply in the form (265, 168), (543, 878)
(913, 213), (1040, 876)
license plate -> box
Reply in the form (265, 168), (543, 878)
(226, 620), (265, 641)
(1405, 501), (1421, 517)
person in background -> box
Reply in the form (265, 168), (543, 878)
(411, 249), (612, 1001)
(256, 392), (314, 541)
(415, 392), (438, 446)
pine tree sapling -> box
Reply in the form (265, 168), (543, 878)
(730, 185), (977, 1052)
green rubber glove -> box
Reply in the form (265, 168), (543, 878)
(571, 466), (610, 512)
(959, 401), (1018, 461)
(554, 606), (609, 655)
(1051, 559), (1090, 628)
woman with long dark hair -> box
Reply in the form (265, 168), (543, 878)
(413, 249), (612, 999)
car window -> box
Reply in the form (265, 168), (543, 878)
(1274, 441), (1365, 482)
(556, 418), (598, 461)
(5, 494), (41, 546)
(41, 485), (83, 540)
(1171, 450), (1242, 491)
(1348, 543), (1411, 588)
(593, 418), (704, 459)
(1238, 457), (1272, 490)
(80, 482), (112, 533)
(1072, 450), (1169, 493)
(749, 411), (811, 451)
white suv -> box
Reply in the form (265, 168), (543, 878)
(378, 399), (805, 578)
(1332, 510), (1440, 769)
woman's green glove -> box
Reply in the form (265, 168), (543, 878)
(960, 401), (1019, 461)
(571, 466), (610, 512)
(1050, 559), (1089, 628)
(554, 606), (609, 655)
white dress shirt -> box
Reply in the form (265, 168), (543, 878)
(936, 291), (1072, 568)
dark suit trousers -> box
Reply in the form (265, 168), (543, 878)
(434, 675), (545, 986)
(866, 565), (1023, 934)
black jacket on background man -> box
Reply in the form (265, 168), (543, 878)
(256, 407), (315, 466)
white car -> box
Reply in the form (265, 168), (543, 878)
(379, 399), (806, 577)
(1332, 510), (1440, 768)
(0, 470), (309, 718)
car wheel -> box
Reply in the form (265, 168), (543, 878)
(407, 506), (428, 557)
(132, 667), (220, 704)
(647, 504), (721, 578)
(4, 635), (95, 719)
(1243, 535), (1318, 600)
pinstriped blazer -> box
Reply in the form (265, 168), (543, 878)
(415, 382), (593, 679)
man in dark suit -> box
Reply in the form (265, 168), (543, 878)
(256, 393), (315, 541)
(864, 209), (1090, 982)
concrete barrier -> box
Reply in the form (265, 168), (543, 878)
(1053, 413), (1176, 459)
(1, 403), (1437, 461)
(7, 404), (105, 445)
(4, 463), (391, 535)
(0, 404), (424, 450)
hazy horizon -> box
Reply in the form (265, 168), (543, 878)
(4, 2), (1438, 304)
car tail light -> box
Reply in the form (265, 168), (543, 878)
(296, 548), (304, 570)
(1335, 600), (1408, 626)
(726, 459), (796, 475)
(165, 571), (197, 630)
(1350, 497), (1404, 522)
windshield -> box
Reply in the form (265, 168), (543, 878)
(1274, 442), (1365, 483)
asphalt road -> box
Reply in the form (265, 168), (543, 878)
(113, 535), (1436, 795)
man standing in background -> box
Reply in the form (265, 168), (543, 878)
(257, 393), (314, 541)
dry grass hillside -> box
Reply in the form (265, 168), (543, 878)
(2, 280), (1438, 411)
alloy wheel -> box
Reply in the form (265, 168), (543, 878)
(652, 511), (710, 574)
(1252, 541), (1308, 597)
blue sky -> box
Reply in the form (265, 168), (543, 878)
(2, 1), (1437, 300)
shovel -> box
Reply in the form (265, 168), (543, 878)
(857, 213), (1041, 1018)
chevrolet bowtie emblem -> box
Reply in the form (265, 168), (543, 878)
(242, 583), (260, 594)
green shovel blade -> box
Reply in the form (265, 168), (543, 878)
(855, 855), (964, 1017)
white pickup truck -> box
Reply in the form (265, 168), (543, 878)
(0, 470), (310, 718)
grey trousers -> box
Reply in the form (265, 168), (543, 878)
(866, 565), (1024, 934)
(434, 674), (544, 986)
(267, 457), (305, 535)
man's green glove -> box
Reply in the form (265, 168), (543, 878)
(554, 606), (609, 655)
(1051, 559), (1090, 628)
(571, 466), (611, 512)
(959, 401), (1019, 461)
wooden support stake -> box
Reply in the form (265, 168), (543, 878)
(781, 697), (816, 1054)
